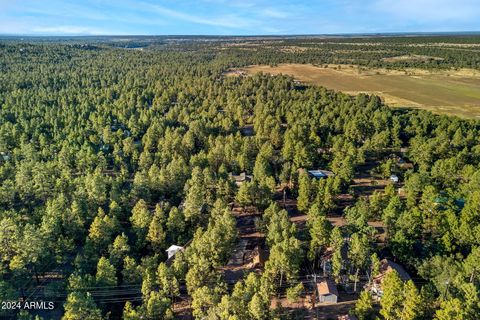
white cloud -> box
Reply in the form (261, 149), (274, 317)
(139, 2), (258, 29)
(31, 26), (107, 35)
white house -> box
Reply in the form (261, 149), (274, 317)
(166, 245), (184, 259)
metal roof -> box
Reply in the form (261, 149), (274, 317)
(317, 279), (339, 296)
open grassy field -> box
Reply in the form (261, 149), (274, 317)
(240, 64), (480, 119)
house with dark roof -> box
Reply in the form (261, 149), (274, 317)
(369, 259), (411, 299)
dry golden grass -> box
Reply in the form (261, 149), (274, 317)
(240, 64), (480, 119)
(382, 54), (444, 63)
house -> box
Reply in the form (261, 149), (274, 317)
(317, 279), (339, 304)
(390, 175), (399, 183)
(377, 259), (411, 281)
(166, 245), (184, 259)
(370, 259), (411, 298)
(307, 169), (334, 180)
(231, 172), (253, 186)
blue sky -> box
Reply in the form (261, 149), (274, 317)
(1, 0), (479, 35)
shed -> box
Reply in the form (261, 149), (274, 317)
(390, 175), (399, 183)
(166, 245), (184, 259)
(317, 279), (338, 304)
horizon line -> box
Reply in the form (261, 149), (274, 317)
(1, 30), (480, 38)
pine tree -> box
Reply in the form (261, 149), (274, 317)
(63, 292), (103, 320)
(146, 291), (172, 319)
(380, 270), (404, 320)
(401, 280), (422, 320)
(157, 263), (179, 300)
(370, 252), (381, 281)
(332, 250), (343, 281)
(183, 167), (207, 224)
(130, 199), (152, 249)
(354, 290), (375, 320)
(348, 233), (370, 292)
(166, 206), (185, 244)
(297, 171), (312, 212)
(191, 286), (219, 319)
(435, 298), (468, 320)
(109, 233), (130, 268)
(147, 214), (166, 252)
(236, 181), (254, 208)
(122, 256), (142, 284)
(96, 256), (117, 287)
(330, 226), (344, 251)
(123, 301), (139, 320)
(248, 293), (269, 320)
(308, 214), (332, 263)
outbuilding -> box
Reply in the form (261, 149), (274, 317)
(317, 279), (339, 304)
(390, 175), (399, 183)
(166, 245), (184, 259)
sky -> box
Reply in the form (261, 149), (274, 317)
(1, 0), (479, 36)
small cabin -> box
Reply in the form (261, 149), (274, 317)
(317, 279), (339, 304)
(390, 175), (399, 183)
(166, 245), (184, 259)
(231, 172), (253, 186)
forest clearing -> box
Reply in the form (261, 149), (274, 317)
(239, 63), (480, 118)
